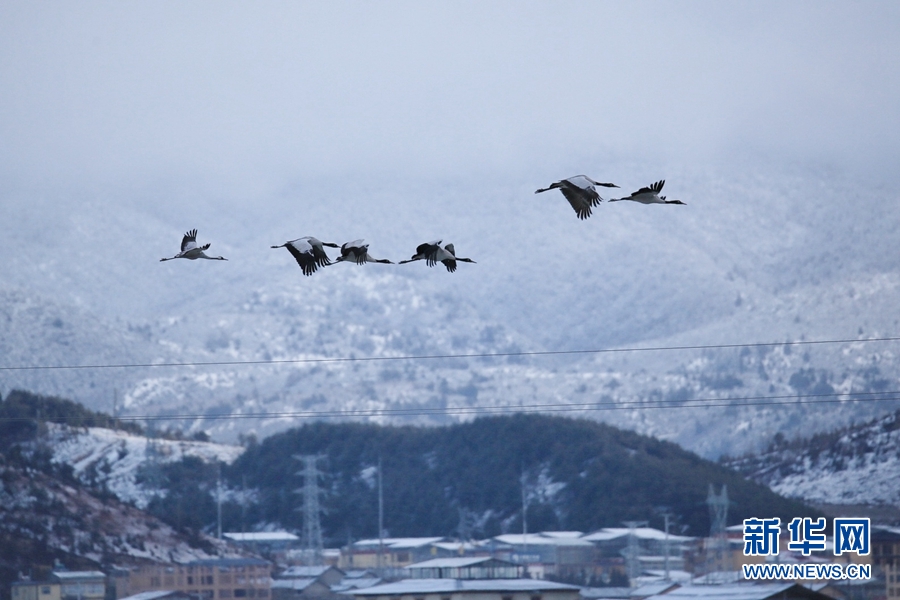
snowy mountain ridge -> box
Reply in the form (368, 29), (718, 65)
(724, 408), (900, 506)
(2, 163), (900, 459)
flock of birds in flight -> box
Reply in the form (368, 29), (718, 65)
(159, 176), (685, 276)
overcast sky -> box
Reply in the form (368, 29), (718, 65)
(2, 1), (898, 203)
(3, 2), (900, 447)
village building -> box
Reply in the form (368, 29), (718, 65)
(642, 583), (834, 600)
(276, 567), (344, 588)
(345, 578), (580, 600)
(52, 572), (107, 600)
(583, 528), (696, 575)
(126, 558), (271, 600)
(329, 572), (382, 595)
(270, 579), (332, 600)
(872, 526), (900, 600)
(119, 592), (198, 600)
(405, 558), (523, 580)
(271, 565), (346, 600)
(14, 572), (109, 600)
(11, 581), (61, 600)
(579, 587), (633, 600)
(491, 534), (596, 580)
(340, 538), (446, 571)
(225, 533), (301, 555)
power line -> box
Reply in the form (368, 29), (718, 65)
(1, 335), (898, 372)
(4, 389), (900, 424)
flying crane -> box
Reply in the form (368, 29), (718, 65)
(400, 240), (476, 273)
(271, 236), (339, 276)
(335, 240), (394, 265)
(160, 229), (228, 262)
(534, 175), (619, 219)
(609, 180), (686, 205)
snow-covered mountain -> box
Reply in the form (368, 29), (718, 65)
(724, 408), (900, 507)
(0, 443), (243, 566)
(2, 162), (899, 459)
(45, 422), (243, 509)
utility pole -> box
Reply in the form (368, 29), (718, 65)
(662, 512), (672, 581)
(521, 470), (529, 557)
(241, 475), (247, 536)
(294, 454), (326, 565)
(347, 531), (355, 569)
(112, 388), (118, 431)
(216, 464), (223, 540)
(377, 455), (384, 574)
(622, 520), (647, 587)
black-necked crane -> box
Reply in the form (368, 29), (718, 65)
(609, 180), (686, 205)
(160, 229), (227, 262)
(534, 175), (619, 220)
(400, 240), (475, 273)
(271, 236), (339, 276)
(334, 240), (394, 265)
(437, 243), (475, 273)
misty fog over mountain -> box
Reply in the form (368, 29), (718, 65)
(1, 3), (898, 458)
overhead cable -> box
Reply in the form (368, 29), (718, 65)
(4, 389), (898, 424)
(1, 335), (897, 372)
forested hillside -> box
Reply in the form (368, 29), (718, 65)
(221, 414), (813, 544)
(0, 390), (816, 549)
(725, 407), (900, 509)
(0, 388), (143, 439)
(0, 391), (238, 600)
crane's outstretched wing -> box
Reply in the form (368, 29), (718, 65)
(181, 229), (199, 252)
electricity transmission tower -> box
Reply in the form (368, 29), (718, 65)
(142, 425), (165, 500)
(295, 454), (326, 564)
(705, 484), (730, 581)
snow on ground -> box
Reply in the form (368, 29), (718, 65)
(46, 423), (243, 508)
(725, 410), (900, 506)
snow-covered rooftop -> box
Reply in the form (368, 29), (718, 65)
(539, 531), (585, 539)
(279, 566), (338, 578)
(493, 534), (593, 546)
(343, 571), (377, 579)
(346, 579), (579, 595)
(644, 584), (803, 600)
(353, 537), (445, 549)
(431, 541), (478, 552)
(582, 528), (694, 543)
(580, 588), (633, 600)
(53, 572), (106, 581)
(405, 557), (507, 569)
(119, 592), (188, 600)
(272, 579), (317, 591)
(332, 579), (382, 592)
(630, 582), (679, 598)
(225, 532), (298, 542)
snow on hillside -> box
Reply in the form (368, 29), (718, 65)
(2, 164), (900, 461)
(724, 409), (900, 505)
(0, 457), (244, 564)
(46, 423), (243, 508)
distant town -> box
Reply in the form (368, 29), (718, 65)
(11, 522), (900, 600)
